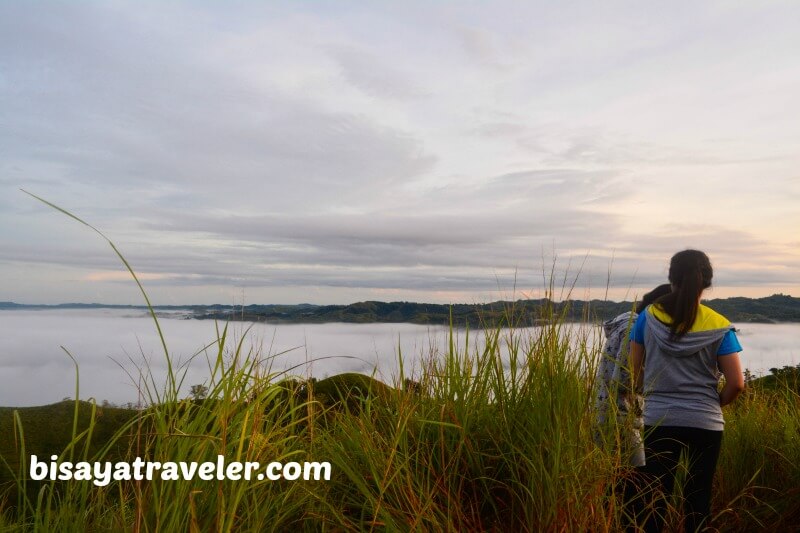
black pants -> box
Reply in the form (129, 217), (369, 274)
(625, 425), (723, 533)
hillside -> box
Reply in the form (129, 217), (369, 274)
(0, 401), (137, 491)
(188, 294), (800, 326)
(3, 294), (799, 326)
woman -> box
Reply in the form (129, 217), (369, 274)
(627, 250), (745, 532)
(595, 283), (672, 467)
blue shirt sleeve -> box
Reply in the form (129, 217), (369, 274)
(628, 309), (741, 355)
(717, 328), (742, 355)
(630, 311), (647, 344)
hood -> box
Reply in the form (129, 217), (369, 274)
(645, 304), (730, 357)
(603, 311), (636, 337)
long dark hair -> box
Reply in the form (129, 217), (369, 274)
(636, 283), (672, 314)
(655, 250), (713, 337)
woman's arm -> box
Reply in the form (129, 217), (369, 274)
(718, 353), (745, 407)
(629, 340), (645, 393)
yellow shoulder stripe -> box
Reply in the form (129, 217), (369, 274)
(649, 304), (730, 332)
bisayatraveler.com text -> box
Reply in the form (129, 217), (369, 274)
(30, 455), (331, 486)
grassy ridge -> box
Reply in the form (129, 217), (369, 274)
(0, 401), (137, 484)
(1, 324), (798, 531)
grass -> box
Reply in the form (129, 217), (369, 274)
(714, 375), (800, 530)
(2, 321), (799, 531)
(1, 193), (798, 531)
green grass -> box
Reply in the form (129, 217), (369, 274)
(713, 375), (800, 530)
(0, 401), (137, 487)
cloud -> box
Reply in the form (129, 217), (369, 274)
(0, 1), (436, 217)
(83, 271), (171, 282)
(456, 26), (514, 70)
(328, 45), (423, 100)
(2, 1), (800, 304)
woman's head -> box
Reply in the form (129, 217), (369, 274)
(636, 283), (672, 314)
(668, 249), (713, 293)
(658, 250), (714, 337)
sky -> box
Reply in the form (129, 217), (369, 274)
(1, 0), (799, 306)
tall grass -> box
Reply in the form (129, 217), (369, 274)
(713, 378), (800, 530)
(1, 195), (798, 531)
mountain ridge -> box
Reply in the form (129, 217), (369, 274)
(2, 294), (798, 326)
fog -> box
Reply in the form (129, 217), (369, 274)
(1, 310), (797, 407)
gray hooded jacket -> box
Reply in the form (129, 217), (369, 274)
(595, 311), (646, 466)
(596, 311), (639, 423)
(642, 306), (732, 431)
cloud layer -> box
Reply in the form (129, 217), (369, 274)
(2, 1), (799, 304)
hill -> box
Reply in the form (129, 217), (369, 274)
(3, 294), (799, 326)
(0, 401), (138, 498)
(188, 294), (800, 326)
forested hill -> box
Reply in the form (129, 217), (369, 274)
(188, 294), (799, 326)
(5, 294), (797, 327)
(705, 294), (800, 323)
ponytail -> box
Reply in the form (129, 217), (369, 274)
(655, 250), (713, 338)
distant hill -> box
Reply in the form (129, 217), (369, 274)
(701, 294), (800, 324)
(2, 294), (799, 327)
